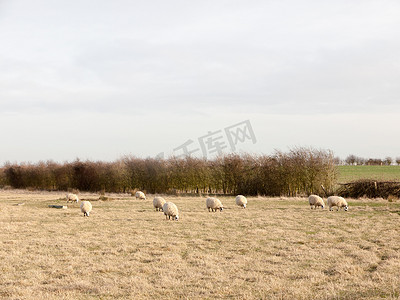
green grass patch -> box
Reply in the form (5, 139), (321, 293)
(337, 165), (400, 183)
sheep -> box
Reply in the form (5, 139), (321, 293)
(162, 202), (179, 220)
(308, 195), (325, 209)
(135, 191), (146, 200)
(66, 193), (79, 203)
(206, 197), (223, 212)
(80, 201), (92, 217)
(153, 196), (166, 211)
(235, 195), (247, 208)
(327, 196), (348, 211)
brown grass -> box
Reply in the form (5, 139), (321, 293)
(0, 190), (400, 299)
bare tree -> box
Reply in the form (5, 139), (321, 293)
(345, 155), (357, 165)
(1, 147), (337, 197)
(384, 157), (393, 166)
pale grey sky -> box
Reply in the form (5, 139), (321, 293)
(1, 0), (400, 163)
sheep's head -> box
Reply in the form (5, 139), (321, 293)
(344, 205), (348, 211)
(174, 215), (179, 220)
(219, 207), (224, 212)
(243, 204), (246, 208)
(321, 205), (324, 209)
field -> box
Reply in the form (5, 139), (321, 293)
(337, 165), (400, 183)
(1, 190), (400, 299)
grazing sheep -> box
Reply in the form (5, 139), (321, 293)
(135, 191), (146, 200)
(162, 202), (179, 220)
(206, 197), (224, 212)
(66, 193), (79, 203)
(327, 196), (348, 211)
(235, 195), (247, 208)
(80, 201), (92, 217)
(308, 195), (325, 209)
(153, 196), (166, 211)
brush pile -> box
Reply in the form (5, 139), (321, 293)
(337, 179), (400, 199)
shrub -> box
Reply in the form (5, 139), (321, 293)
(1, 147), (337, 197)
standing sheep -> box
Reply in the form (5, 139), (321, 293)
(327, 196), (348, 211)
(135, 191), (146, 200)
(80, 201), (92, 217)
(235, 195), (247, 208)
(162, 202), (179, 220)
(206, 197), (224, 212)
(153, 196), (166, 211)
(308, 195), (325, 209)
(66, 193), (79, 203)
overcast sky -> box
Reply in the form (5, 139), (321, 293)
(1, 0), (400, 164)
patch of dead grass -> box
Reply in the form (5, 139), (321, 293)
(0, 190), (399, 299)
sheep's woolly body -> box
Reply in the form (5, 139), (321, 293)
(235, 195), (247, 208)
(153, 197), (166, 211)
(308, 195), (324, 209)
(80, 201), (92, 217)
(135, 191), (146, 200)
(66, 193), (79, 203)
(163, 202), (179, 220)
(327, 196), (348, 211)
(206, 197), (224, 212)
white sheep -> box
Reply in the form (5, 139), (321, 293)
(308, 195), (325, 209)
(80, 201), (92, 217)
(206, 197), (224, 212)
(235, 195), (247, 208)
(327, 196), (348, 211)
(66, 193), (79, 203)
(135, 191), (146, 200)
(153, 196), (166, 211)
(162, 202), (179, 220)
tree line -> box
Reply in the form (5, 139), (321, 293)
(343, 155), (400, 166)
(0, 147), (337, 196)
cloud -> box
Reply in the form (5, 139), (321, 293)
(0, 0), (400, 162)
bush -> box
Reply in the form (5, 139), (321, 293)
(337, 179), (400, 199)
(1, 147), (337, 196)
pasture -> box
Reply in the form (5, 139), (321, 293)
(337, 165), (400, 183)
(0, 190), (400, 299)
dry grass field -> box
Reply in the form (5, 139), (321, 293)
(0, 190), (400, 299)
